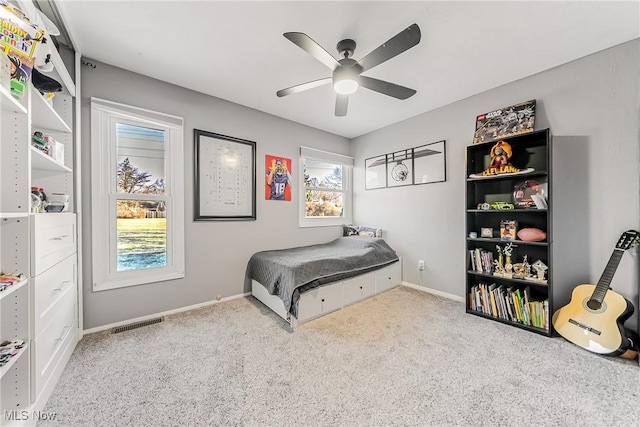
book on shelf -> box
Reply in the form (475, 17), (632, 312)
(469, 250), (476, 272)
(469, 248), (494, 273)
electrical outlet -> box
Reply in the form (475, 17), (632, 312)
(418, 259), (425, 270)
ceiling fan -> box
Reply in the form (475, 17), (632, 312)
(276, 23), (421, 117)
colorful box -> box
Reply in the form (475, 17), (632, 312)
(500, 220), (518, 241)
(0, 1), (44, 99)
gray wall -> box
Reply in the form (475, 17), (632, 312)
(80, 60), (350, 330)
(351, 40), (640, 330)
(83, 40), (640, 332)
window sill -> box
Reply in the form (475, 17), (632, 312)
(93, 270), (184, 292)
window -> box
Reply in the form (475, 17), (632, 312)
(299, 146), (353, 227)
(91, 98), (184, 290)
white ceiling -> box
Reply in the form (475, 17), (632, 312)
(56, 1), (639, 139)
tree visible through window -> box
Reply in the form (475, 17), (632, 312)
(303, 161), (344, 217)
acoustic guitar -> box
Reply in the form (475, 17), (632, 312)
(552, 230), (639, 357)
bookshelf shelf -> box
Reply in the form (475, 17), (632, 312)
(466, 309), (550, 336)
(467, 271), (549, 287)
(467, 237), (548, 247)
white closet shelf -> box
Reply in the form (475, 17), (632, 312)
(1, 86), (27, 114)
(0, 212), (29, 219)
(31, 146), (72, 173)
(0, 344), (29, 380)
(31, 89), (72, 133)
(0, 279), (28, 303)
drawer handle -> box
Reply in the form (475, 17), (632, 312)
(50, 235), (70, 241)
(54, 280), (71, 292)
(55, 325), (71, 342)
(359, 286), (363, 290)
(321, 298), (325, 302)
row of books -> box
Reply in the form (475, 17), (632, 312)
(468, 248), (494, 273)
(469, 282), (548, 330)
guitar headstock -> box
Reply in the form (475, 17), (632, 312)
(616, 230), (640, 250)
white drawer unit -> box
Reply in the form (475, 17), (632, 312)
(343, 272), (376, 305)
(296, 281), (343, 323)
(32, 286), (77, 400)
(375, 261), (402, 293)
(33, 254), (77, 337)
(31, 213), (76, 276)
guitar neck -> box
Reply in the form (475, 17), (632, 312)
(591, 249), (624, 302)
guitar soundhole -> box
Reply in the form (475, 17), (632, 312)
(586, 299), (602, 310)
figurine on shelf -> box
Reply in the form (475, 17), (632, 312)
(523, 255), (531, 278)
(469, 140), (534, 178)
(502, 242), (516, 278)
(493, 245), (505, 276)
(512, 255), (529, 279)
(531, 259), (548, 282)
(488, 141), (511, 169)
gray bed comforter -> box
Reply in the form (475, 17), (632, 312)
(247, 236), (399, 318)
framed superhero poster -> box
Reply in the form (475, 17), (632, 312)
(265, 155), (292, 201)
(472, 100), (536, 144)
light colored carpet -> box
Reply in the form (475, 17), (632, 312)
(40, 287), (639, 426)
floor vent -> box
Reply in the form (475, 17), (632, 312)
(111, 317), (164, 334)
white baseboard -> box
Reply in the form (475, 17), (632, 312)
(83, 292), (252, 335)
(401, 281), (465, 302)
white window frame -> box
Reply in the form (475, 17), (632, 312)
(91, 98), (185, 291)
(299, 146), (353, 228)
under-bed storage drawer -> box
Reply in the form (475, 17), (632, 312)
(297, 281), (343, 323)
(375, 261), (402, 293)
(343, 273), (375, 305)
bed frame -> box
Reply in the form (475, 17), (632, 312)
(252, 259), (402, 328)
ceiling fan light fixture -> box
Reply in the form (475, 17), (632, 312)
(333, 78), (359, 95)
(332, 65), (360, 95)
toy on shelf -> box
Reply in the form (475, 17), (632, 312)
(517, 228), (547, 242)
(472, 99), (536, 144)
(469, 140), (534, 178)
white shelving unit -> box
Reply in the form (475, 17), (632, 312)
(1, 0), (81, 419)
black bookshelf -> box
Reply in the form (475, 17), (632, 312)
(465, 129), (552, 336)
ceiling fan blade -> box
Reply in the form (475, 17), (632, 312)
(284, 32), (340, 70)
(335, 95), (349, 117)
(277, 77), (332, 97)
(358, 23), (421, 72)
(360, 76), (416, 100)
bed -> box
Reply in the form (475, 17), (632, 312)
(248, 227), (401, 327)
